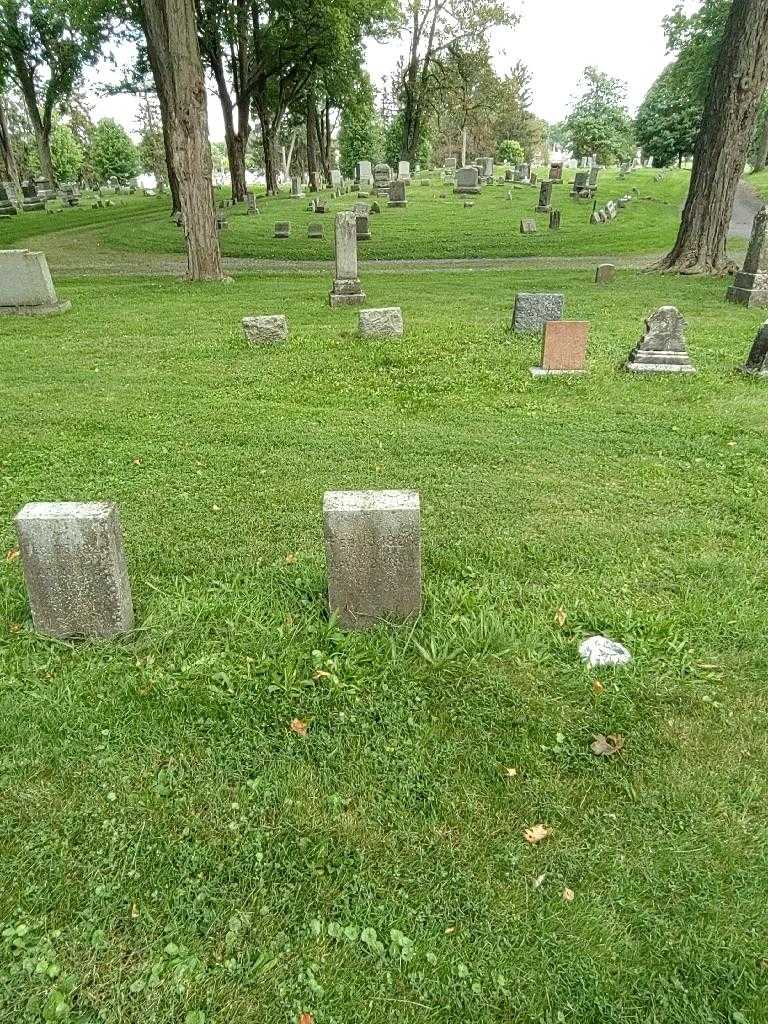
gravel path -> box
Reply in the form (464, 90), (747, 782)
(728, 179), (764, 239)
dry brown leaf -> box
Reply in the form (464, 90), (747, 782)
(590, 733), (624, 757)
(555, 606), (567, 627)
(130, 903), (139, 919)
(5, 548), (19, 563)
(523, 824), (552, 845)
(504, 767), (518, 779)
(285, 552), (298, 564)
(532, 873), (546, 889)
(313, 670), (332, 680)
(132, 458), (142, 466)
(562, 887), (575, 902)
(290, 718), (308, 737)
(444, 925), (456, 935)
(299, 1014), (314, 1024)
(591, 680), (605, 694)
(9, 623), (21, 634)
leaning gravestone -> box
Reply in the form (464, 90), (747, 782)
(512, 292), (564, 332)
(740, 320), (768, 375)
(242, 315), (288, 344)
(15, 501), (134, 639)
(530, 321), (589, 377)
(595, 263), (616, 284)
(625, 306), (695, 373)
(453, 166), (481, 195)
(359, 307), (404, 337)
(0, 250), (70, 315)
(520, 218), (537, 234)
(726, 206), (768, 307)
(329, 211), (365, 307)
(536, 181), (553, 212)
(388, 180), (407, 208)
(323, 490), (421, 630)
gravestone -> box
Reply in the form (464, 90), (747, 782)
(588, 166), (600, 188)
(445, 157), (457, 171)
(274, 222), (290, 238)
(323, 490), (421, 630)
(370, 201), (381, 214)
(520, 218), (537, 234)
(625, 306), (695, 373)
(514, 163), (530, 183)
(15, 501), (134, 639)
(398, 160), (411, 182)
(0, 250), (70, 315)
(359, 307), (404, 337)
(531, 321), (589, 376)
(308, 222), (324, 239)
(549, 162), (563, 183)
(242, 314), (288, 344)
(536, 180), (553, 212)
(374, 164), (392, 196)
(571, 171), (589, 196)
(740, 320), (768, 375)
(726, 206), (768, 307)
(453, 166), (481, 195)
(356, 160), (373, 186)
(330, 169), (342, 188)
(595, 263), (616, 284)
(388, 180), (407, 208)
(530, 172), (538, 186)
(356, 214), (371, 241)
(245, 192), (256, 213)
(329, 211), (365, 307)
(290, 176), (304, 199)
(512, 292), (565, 332)
(549, 210), (561, 230)
(479, 156), (494, 180)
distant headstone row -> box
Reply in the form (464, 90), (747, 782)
(13, 492), (423, 637)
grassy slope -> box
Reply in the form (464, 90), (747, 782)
(1, 268), (767, 1023)
(1, 170), (693, 263)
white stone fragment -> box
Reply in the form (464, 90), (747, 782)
(578, 635), (632, 667)
(242, 315), (288, 344)
(358, 307), (404, 337)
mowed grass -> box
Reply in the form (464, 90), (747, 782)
(1, 267), (768, 1023)
(0, 169), (692, 264)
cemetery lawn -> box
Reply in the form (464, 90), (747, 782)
(1, 266), (768, 1024)
(1, 170), (696, 264)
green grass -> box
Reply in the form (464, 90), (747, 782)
(0, 194), (166, 248)
(0, 170), (694, 263)
(1, 267), (768, 1023)
(747, 169), (768, 201)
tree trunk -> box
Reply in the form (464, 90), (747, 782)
(461, 126), (467, 167)
(210, 52), (249, 202)
(306, 94), (320, 190)
(660, 0), (768, 273)
(0, 95), (22, 203)
(138, 3), (181, 213)
(13, 61), (56, 184)
(752, 109), (768, 172)
(142, 0), (223, 281)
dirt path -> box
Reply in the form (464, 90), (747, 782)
(728, 179), (764, 239)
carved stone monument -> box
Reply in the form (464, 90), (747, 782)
(726, 206), (768, 307)
(625, 306), (696, 373)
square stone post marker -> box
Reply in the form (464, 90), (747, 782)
(726, 206), (768, 307)
(323, 490), (421, 629)
(329, 211), (365, 307)
(15, 501), (134, 638)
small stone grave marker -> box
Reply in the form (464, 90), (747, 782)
(530, 321), (589, 377)
(242, 314), (288, 344)
(512, 292), (565, 333)
(359, 307), (403, 337)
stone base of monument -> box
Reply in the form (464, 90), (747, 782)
(329, 279), (366, 307)
(739, 365), (768, 377)
(535, 204), (551, 213)
(726, 272), (768, 307)
(0, 299), (71, 316)
(529, 366), (586, 377)
(387, 200), (407, 208)
(453, 187), (481, 195)
(625, 350), (696, 373)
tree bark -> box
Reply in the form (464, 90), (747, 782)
(752, 109), (768, 173)
(306, 92), (320, 190)
(660, 0), (768, 273)
(142, 0), (223, 281)
(137, 2), (182, 213)
(0, 94), (22, 202)
(12, 58), (56, 183)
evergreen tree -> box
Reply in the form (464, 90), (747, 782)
(338, 72), (383, 176)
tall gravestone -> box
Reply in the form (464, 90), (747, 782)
(740, 320), (768, 375)
(727, 206), (768, 307)
(329, 211), (365, 307)
(15, 501), (134, 639)
(323, 490), (421, 630)
(549, 162), (563, 183)
(374, 164), (392, 196)
(290, 176), (304, 199)
(388, 180), (407, 208)
(453, 166), (481, 195)
(397, 160), (411, 182)
(356, 160), (373, 187)
(625, 307), (696, 373)
(536, 181), (553, 212)
(0, 250), (70, 315)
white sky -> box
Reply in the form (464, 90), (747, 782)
(87, 0), (698, 142)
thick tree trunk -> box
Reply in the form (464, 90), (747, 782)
(752, 109), (768, 172)
(138, 4), (181, 213)
(0, 95), (22, 202)
(142, 0), (223, 281)
(13, 62), (56, 184)
(661, 0), (768, 273)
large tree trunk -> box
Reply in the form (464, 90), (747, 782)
(142, 0), (223, 281)
(0, 95), (22, 203)
(12, 61), (56, 184)
(210, 52), (249, 202)
(137, 3), (181, 213)
(752, 109), (768, 173)
(661, 0), (768, 274)
(306, 93), (320, 190)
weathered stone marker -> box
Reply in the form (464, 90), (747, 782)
(595, 263), (616, 284)
(0, 249), (70, 315)
(727, 206), (768, 307)
(15, 502), (134, 639)
(274, 222), (290, 238)
(530, 321), (589, 376)
(397, 160), (411, 182)
(536, 180), (553, 212)
(356, 214), (371, 240)
(625, 306), (696, 373)
(549, 210), (561, 230)
(512, 292), (564, 332)
(329, 211), (365, 307)
(290, 176), (304, 199)
(323, 490), (421, 629)
(549, 162), (563, 183)
(453, 166), (481, 195)
(308, 222), (324, 239)
(359, 307), (404, 337)
(388, 180), (407, 208)
(740, 320), (768, 375)
(242, 315), (288, 344)
(520, 218), (537, 234)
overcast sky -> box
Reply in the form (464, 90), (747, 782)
(87, 0), (698, 141)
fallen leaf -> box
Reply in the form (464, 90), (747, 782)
(532, 873), (546, 889)
(285, 552), (298, 564)
(313, 670), (332, 680)
(555, 606), (567, 627)
(299, 1014), (314, 1024)
(503, 767), (518, 779)
(290, 718), (308, 737)
(590, 734), (625, 757)
(132, 458), (142, 466)
(5, 548), (19, 563)
(9, 623), (21, 634)
(130, 903), (139, 919)
(444, 925), (456, 935)
(523, 824), (552, 845)
(591, 680), (605, 694)
(562, 887), (575, 902)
